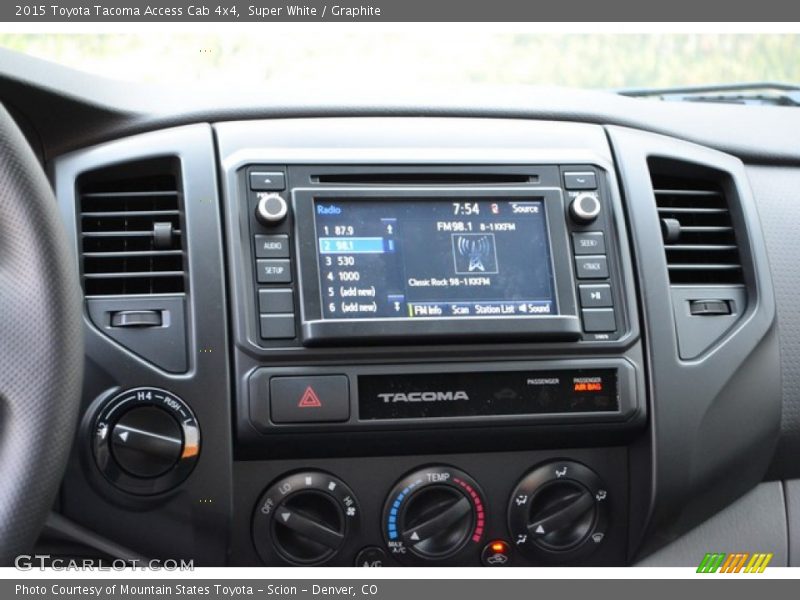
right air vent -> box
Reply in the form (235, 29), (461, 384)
(649, 158), (743, 285)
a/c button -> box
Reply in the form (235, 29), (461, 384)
(270, 376), (350, 424)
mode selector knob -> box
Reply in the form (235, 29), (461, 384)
(508, 460), (610, 562)
(256, 192), (289, 225)
(569, 193), (601, 224)
(383, 466), (486, 564)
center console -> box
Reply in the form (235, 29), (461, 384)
(218, 119), (644, 566)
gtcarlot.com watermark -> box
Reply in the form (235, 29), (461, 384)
(15, 555), (194, 571)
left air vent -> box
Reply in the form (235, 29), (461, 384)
(77, 158), (186, 296)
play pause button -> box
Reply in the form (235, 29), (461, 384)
(270, 375), (350, 423)
(578, 284), (613, 308)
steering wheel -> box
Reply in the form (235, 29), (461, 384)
(0, 104), (83, 564)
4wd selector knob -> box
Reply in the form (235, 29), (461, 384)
(92, 387), (200, 495)
(252, 471), (360, 566)
(383, 466), (486, 564)
(110, 406), (182, 478)
(508, 460), (609, 562)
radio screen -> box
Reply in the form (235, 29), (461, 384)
(313, 198), (557, 320)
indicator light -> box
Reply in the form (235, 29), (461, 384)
(574, 382), (603, 392)
(481, 540), (511, 567)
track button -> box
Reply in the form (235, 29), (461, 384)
(270, 376), (350, 423)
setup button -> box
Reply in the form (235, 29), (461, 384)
(256, 259), (292, 283)
(270, 375), (350, 424)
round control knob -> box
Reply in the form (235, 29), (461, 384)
(252, 471), (360, 566)
(255, 192), (288, 225)
(383, 466), (486, 564)
(508, 460), (609, 561)
(92, 388), (200, 495)
(110, 406), (182, 478)
(569, 192), (601, 223)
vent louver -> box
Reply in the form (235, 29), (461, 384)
(78, 158), (186, 296)
(649, 159), (743, 285)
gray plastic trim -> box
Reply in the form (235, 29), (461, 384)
(43, 512), (149, 563)
(51, 125), (233, 565)
(607, 126), (781, 560)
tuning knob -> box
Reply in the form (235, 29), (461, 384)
(252, 472), (360, 566)
(92, 388), (200, 495)
(256, 192), (289, 225)
(383, 466), (485, 563)
(569, 193), (601, 224)
(508, 460), (609, 561)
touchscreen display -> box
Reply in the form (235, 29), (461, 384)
(313, 198), (556, 320)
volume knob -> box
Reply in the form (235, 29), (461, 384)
(256, 192), (289, 225)
(569, 193), (601, 224)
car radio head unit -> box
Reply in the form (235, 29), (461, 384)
(242, 164), (627, 347)
(295, 187), (581, 344)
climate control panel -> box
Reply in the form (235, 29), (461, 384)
(236, 449), (627, 567)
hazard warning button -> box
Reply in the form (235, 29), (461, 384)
(270, 375), (350, 424)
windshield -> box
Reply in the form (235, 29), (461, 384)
(0, 32), (798, 90)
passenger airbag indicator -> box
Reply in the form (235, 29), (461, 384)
(574, 378), (604, 392)
(358, 369), (618, 420)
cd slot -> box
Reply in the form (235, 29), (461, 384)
(311, 173), (539, 186)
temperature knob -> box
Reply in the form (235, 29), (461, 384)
(508, 460), (609, 562)
(252, 471), (360, 566)
(383, 466), (486, 564)
(569, 192), (601, 223)
(255, 192), (288, 225)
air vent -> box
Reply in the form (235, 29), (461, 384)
(78, 158), (186, 296)
(649, 159), (743, 285)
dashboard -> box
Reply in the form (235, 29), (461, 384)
(3, 50), (799, 567)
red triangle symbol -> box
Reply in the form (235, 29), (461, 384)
(297, 386), (322, 408)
